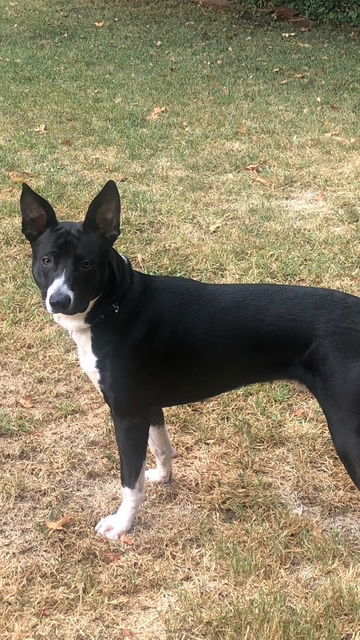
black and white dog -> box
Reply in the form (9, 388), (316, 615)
(21, 180), (360, 540)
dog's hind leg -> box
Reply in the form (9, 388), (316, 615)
(96, 411), (150, 539)
(146, 407), (177, 483)
(313, 379), (360, 489)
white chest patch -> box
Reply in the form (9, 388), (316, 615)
(53, 304), (101, 393)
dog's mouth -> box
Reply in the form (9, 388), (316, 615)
(44, 294), (98, 318)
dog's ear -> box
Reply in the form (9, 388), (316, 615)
(20, 183), (58, 242)
(83, 180), (121, 244)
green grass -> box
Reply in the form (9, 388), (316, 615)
(0, 1), (360, 639)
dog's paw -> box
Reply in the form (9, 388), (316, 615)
(145, 467), (171, 483)
(95, 514), (129, 540)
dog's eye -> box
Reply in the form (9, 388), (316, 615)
(41, 256), (53, 267)
(81, 259), (93, 270)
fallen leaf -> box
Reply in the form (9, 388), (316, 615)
(293, 408), (306, 417)
(298, 43), (311, 48)
(60, 138), (72, 146)
(280, 79), (289, 84)
(94, 21), (106, 27)
(102, 551), (123, 564)
(272, 67), (282, 73)
(245, 163), (262, 172)
(146, 106), (167, 121)
(294, 72), (307, 79)
(8, 171), (29, 182)
(18, 395), (33, 409)
(251, 175), (272, 187)
(120, 533), (135, 546)
(46, 515), (74, 531)
(314, 193), (327, 201)
(282, 32), (296, 37)
(122, 630), (137, 639)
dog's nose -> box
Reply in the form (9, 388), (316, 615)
(49, 292), (72, 313)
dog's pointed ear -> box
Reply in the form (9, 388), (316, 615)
(83, 180), (121, 244)
(20, 183), (58, 242)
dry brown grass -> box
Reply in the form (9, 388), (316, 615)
(1, 0), (360, 638)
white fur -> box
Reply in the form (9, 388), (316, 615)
(95, 463), (146, 540)
(53, 300), (101, 392)
(146, 424), (177, 483)
(45, 272), (73, 313)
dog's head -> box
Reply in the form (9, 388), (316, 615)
(21, 181), (120, 315)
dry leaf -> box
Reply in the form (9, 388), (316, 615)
(314, 193), (327, 201)
(251, 175), (272, 187)
(146, 106), (167, 121)
(280, 79), (289, 84)
(94, 21), (106, 27)
(18, 395), (33, 409)
(9, 171), (29, 182)
(120, 533), (135, 546)
(60, 138), (72, 146)
(293, 408), (306, 417)
(122, 630), (137, 639)
(282, 32), (296, 37)
(46, 515), (74, 531)
(294, 73), (307, 79)
(298, 43), (311, 48)
(245, 163), (262, 172)
(102, 551), (122, 564)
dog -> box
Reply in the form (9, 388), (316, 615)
(21, 180), (360, 540)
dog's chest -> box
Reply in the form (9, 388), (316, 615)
(53, 312), (101, 392)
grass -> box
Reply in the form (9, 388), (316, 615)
(0, 1), (360, 638)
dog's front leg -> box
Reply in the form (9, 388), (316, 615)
(95, 411), (150, 540)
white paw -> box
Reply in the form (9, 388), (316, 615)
(95, 514), (129, 540)
(145, 467), (171, 483)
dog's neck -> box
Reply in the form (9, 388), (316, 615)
(84, 251), (133, 327)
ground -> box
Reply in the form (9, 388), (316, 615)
(0, 1), (359, 638)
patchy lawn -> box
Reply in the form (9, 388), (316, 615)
(0, 1), (359, 638)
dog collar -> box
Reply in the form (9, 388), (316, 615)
(85, 255), (131, 327)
